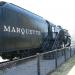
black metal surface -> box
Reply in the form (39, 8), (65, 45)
(0, 2), (48, 52)
(0, 1), (6, 6)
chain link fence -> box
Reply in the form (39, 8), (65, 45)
(0, 46), (75, 75)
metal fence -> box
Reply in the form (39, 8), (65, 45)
(0, 46), (75, 75)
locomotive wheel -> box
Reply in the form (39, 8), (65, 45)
(1, 51), (17, 60)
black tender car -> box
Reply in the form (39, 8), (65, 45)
(0, 1), (71, 60)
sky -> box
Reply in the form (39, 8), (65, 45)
(1, 0), (75, 40)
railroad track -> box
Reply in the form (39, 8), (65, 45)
(0, 55), (37, 70)
(0, 46), (72, 70)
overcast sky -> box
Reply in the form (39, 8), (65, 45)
(2, 0), (75, 39)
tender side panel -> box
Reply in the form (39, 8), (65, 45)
(0, 4), (48, 52)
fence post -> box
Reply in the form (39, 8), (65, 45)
(70, 46), (71, 57)
(37, 53), (40, 75)
(64, 48), (66, 62)
(74, 47), (75, 55)
(55, 50), (57, 69)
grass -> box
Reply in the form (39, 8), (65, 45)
(50, 55), (75, 75)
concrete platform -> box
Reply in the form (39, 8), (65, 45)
(67, 65), (75, 75)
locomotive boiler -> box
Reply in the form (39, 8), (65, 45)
(0, 1), (71, 60)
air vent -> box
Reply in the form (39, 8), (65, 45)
(0, 1), (6, 6)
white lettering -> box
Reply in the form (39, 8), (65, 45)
(4, 25), (10, 32)
(26, 29), (28, 34)
(30, 30), (32, 34)
(3, 25), (41, 35)
(17, 27), (20, 33)
(21, 28), (25, 35)
(11, 27), (16, 32)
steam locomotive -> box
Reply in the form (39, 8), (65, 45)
(0, 1), (71, 60)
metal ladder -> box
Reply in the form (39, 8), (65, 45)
(52, 32), (60, 50)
